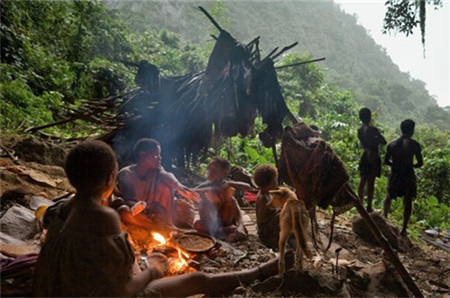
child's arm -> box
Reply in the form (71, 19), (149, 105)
(226, 180), (252, 191)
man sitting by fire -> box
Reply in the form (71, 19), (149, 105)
(116, 138), (199, 234)
(194, 156), (250, 242)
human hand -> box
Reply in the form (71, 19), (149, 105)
(178, 187), (201, 204)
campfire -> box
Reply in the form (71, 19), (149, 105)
(150, 232), (193, 274)
(125, 226), (199, 276)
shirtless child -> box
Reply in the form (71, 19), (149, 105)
(253, 164), (281, 249)
(194, 157), (250, 242)
(117, 138), (199, 233)
(383, 119), (423, 236)
(357, 108), (386, 212)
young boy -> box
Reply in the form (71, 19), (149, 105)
(383, 119), (423, 236)
(194, 157), (250, 242)
(117, 138), (199, 232)
(357, 108), (386, 212)
(253, 164), (280, 249)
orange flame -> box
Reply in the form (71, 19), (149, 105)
(151, 232), (167, 245)
(170, 246), (189, 272)
(150, 232), (192, 274)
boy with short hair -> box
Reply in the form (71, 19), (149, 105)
(357, 107), (386, 212)
(253, 164), (280, 249)
(194, 157), (249, 242)
(383, 119), (423, 236)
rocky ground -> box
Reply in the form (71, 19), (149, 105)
(1, 134), (449, 297)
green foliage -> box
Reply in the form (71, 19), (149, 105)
(383, 0), (443, 46)
(130, 30), (207, 75)
(0, 78), (64, 128)
(413, 196), (450, 230)
(1, 0), (448, 236)
(417, 148), (450, 206)
(108, 1), (450, 130)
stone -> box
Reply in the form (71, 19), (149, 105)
(0, 204), (39, 241)
(352, 211), (412, 252)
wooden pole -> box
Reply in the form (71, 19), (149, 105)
(275, 57), (326, 70)
(347, 186), (423, 297)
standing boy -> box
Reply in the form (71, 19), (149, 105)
(357, 108), (386, 212)
(383, 119), (423, 236)
(253, 164), (280, 249)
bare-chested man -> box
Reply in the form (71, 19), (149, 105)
(383, 119), (423, 236)
(116, 138), (199, 233)
(357, 108), (386, 212)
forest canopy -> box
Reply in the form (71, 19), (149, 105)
(0, 0), (448, 236)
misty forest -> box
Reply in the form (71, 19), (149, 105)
(1, 0), (449, 297)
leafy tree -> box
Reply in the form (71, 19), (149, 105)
(383, 0), (443, 46)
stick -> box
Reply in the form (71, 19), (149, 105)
(263, 47), (279, 62)
(271, 141), (278, 169)
(0, 145), (19, 164)
(198, 6), (223, 32)
(285, 108), (299, 124)
(348, 186), (423, 297)
(270, 42), (299, 60)
(276, 57), (326, 70)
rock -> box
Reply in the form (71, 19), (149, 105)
(0, 232), (27, 245)
(0, 204), (39, 241)
(352, 211), (412, 252)
(359, 262), (407, 296)
(12, 136), (67, 167)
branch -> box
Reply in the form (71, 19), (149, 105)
(198, 6), (223, 32)
(275, 57), (326, 70)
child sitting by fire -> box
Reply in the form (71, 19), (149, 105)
(253, 164), (281, 249)
(194, 156), (251, 242)
(116, 138), (199, 234)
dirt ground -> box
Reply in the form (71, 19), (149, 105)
(1, 134), (449, 297)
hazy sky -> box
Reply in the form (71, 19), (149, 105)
(334, 0), (449, 108)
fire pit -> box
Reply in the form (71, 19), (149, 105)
(125, 225), (206, 276)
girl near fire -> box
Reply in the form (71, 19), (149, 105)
(34, 140), (291, 297)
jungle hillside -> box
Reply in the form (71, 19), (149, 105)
(1, 0), (449, 241)
(106, 0), (450, 130)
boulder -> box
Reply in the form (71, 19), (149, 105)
(352, 211), (412, 252)
(0, 204), (40, 241)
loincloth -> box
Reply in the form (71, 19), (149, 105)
(388, 166), (416, 198)
(359, 151), (381, 178)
